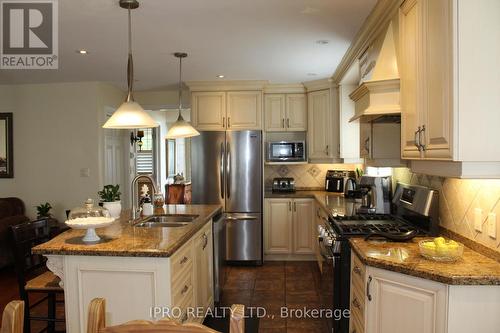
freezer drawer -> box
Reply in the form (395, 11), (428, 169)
(225, 213), (262, 262)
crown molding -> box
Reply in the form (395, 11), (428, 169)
(331, 0), (404, 84)
(302, 78), (334, 92)
(263, 83), (306, 94)
(185, 80), (269, 92)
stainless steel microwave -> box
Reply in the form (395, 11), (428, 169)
(267, 141), (306, 162)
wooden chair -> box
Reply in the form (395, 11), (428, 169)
(0, 301), (24, 333)
(87, 298), (245, 333)
(9, 219), (64, 333)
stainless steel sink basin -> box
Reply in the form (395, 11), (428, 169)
(134, 214), (199, 228)
(135, 221), (190, 228)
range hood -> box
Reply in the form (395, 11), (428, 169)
(349, 22), (400, 122)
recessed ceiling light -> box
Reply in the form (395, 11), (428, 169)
(316, 40), (329, 45)
(76, 49), (88, 54)
(216, 75), (225, 78)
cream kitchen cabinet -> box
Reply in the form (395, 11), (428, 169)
(191, 91), (262, 131)
(264, 94), (307, 132)
(193, 221), (214, 315)
(226, 91), (262, 130)
(191, 92), (226, 130)
(307, 89), (336, 162)
(350, 252), (500, 333)
(359, 121), (405, 167)
(399, 0), (500, 177)
(264, 198), (314, 256)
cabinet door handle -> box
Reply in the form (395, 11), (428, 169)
(367, 275), (373, 301)
(282, 119), (285, 128)
(325, 145), (329, 156)
(353, 266), (361, 275)
(287, 118), (290, 128)
(228, 117), (231, 128)
(223, 117), (226, 128)
(364, 137), (370, 154)
(316, 208), (320, 218)
(180, 256), (188, 265)
(419, 125), (426, 151)
(415, 126), (421, 150)
(181, 284), (189, 295)
(293, 202), (296, 212)
(202, 233), (208, 250)
(288, 201), (292, 211)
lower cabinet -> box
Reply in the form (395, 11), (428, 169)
(193, 221), (214, 318)
(264, 198), (314, 256)
(350, 252), (500, 333)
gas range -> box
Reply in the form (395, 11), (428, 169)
(330, 214), (424, 238)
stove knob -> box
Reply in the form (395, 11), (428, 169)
(324, 236), (333, 246)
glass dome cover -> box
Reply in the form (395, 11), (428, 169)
(67, 199), (111, 221)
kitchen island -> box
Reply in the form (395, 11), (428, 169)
(33, 204), (222, 333)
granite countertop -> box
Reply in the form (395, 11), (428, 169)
(350, 237), (500, 285)
(33, 204), (222, 258)
(265, 190), (361, 217)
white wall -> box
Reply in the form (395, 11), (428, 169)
(0, 82), (124, 222)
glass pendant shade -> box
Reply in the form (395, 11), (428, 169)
(103, 101), (157, 129)
(166, 113), (200, 138)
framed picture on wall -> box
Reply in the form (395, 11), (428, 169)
(0, 113), (13, 178)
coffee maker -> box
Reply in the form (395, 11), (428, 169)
(357, 175), (392, 214)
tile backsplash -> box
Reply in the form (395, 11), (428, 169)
(264, 163), (362, 190)
(392, 168), (500, 253)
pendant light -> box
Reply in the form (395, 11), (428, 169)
(103, 0), (157, 129)
(166, 53), (200, 139)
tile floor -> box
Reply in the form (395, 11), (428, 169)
(219, 261), (327, 333)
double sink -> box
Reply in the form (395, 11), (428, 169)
(134, 214), (199, 228)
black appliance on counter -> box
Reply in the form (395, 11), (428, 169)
(316, 183), (439, 333)
(325, 170), (356, 193)
(272, 177), (296, 193)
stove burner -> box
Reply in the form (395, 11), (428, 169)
(331, 215), (422, 237)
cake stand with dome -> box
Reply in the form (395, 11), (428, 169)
(65, 199), (117, 243)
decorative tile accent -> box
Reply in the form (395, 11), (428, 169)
(392, 168), (500, 254)
(277, 165), (289, 177)
(307, 165), (321, 178)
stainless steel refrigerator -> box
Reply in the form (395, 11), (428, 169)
(191, 130), (262, 264)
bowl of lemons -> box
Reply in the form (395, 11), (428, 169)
(419, 237), (464, 262)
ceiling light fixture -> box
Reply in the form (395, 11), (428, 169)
(77, 49), (88, 54)
(103, 0), (157, 129)
(316, 40), (329, 45)
(166, 53), (200, 139)
(216, 75), (225, 78)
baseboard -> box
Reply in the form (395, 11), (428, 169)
(264, 254), (316, 261)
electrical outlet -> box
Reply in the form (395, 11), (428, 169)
(80, 168), (90, 178)
(487, 212), (496, 239)
(474, 208), (483, 232)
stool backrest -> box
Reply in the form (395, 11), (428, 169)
(0, 300), (24, 333)
(9, 219), (51, 297)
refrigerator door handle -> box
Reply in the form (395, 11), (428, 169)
(226, 216), (258, 221)
(220, 142), (225, 199)
(226, 142), (231, 199)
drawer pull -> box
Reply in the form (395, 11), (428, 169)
(353, 266), (361, 275)
(352, 297), (361, 310)
(367, 275), (373, 301)
(181, 285), (189, 295)
(202, 233), (208, 250)
(179, 256), (189, 265)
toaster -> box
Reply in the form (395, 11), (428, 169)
(272, 178), (296, 193)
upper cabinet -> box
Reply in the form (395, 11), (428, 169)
(399, 0), (500, 177)
(264, 93), (307, 132)
(226, 91), (262, 130)
(191, 92), (226, 130)
(188, 81), (266, 131)
(307, 89), (336, 162)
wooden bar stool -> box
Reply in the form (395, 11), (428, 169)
(1, 300), (24, 333)
(9, 219), (65, 333)
(87, 298), (245, 333)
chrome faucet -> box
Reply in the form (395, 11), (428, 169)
(131, 175), (157, 220)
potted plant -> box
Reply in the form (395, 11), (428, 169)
(35, 202), (59, 228)
(98, 184), (122, 218)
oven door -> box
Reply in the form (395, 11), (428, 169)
(318, 239), (342, 333)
